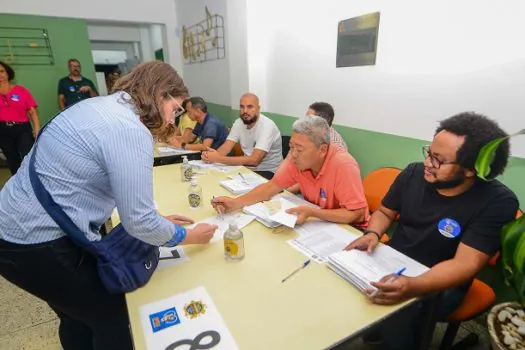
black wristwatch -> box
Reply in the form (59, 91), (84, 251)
(363, 230), (382, 241)
(181, 142), (186, 149)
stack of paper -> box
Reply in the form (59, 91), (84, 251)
(327, 245), (429, 292)
(243, 197), (299, 228)
(189, 160), (242, 173)
(288, 221), (357, 263)
(220, 173), (268, 195)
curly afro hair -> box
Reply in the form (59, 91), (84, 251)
(436, 112), (510, 179)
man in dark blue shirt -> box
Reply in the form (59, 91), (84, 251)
(169, 97), (228, 151)
(57, 59), (98, 110)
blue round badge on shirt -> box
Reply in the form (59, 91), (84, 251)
(438, 218), (462, 238)
(69, 86), (76, 92)
(11, 94), (19, 102)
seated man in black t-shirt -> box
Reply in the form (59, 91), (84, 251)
(345, 112), (519, 350)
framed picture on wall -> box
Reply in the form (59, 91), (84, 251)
(336, 12), (380, 68)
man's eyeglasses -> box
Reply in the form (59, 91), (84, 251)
(422, 145), (457, 169)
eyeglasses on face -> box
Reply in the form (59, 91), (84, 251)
(422, 145), (457, 169)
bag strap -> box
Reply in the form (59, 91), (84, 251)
(28, 113), (91, 246)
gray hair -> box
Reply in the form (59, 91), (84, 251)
(292, 116), (330, 147)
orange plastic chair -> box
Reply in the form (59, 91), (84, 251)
(488, 208), (523, 266)
(362, 167), (401, 243)
(439, 279), (496, 350)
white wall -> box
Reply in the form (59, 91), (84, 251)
(88, 23), (141, 42)
(246, 0), (525, 157)
(2, 0), (183, 74)
(92, 50), (128, 64)
(150, 24), (164, 51)
(139, 26), (154, 61)
(175, 0), (230, 105)
(226, 0), (249, 110)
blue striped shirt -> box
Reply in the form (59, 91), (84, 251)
(0, 92), (180, 245)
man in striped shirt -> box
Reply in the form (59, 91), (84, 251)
(306, 102), (348, 152)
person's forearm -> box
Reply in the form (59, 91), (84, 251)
(214, 154), (260, 166)
(29, 110), (40, 130)
(366, 209), (394, 237)
(180, 130), (194, 143)
(309, 207), (365, 224)
(409, 259), (479, 296)
(237, 181), (282, 207)
(185, 143), (208, 151)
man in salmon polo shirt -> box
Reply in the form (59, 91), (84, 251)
(212, 116), (369, 227)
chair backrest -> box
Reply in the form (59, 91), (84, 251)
(281, 135), (291, 159)
(362, 167), (402, 213)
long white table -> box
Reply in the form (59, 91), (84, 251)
(115, 164), (438, 349)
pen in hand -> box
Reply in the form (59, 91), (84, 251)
(281, 259), (311, 283)
(212, 196), (224, 220)
(370, 267), (406, 297)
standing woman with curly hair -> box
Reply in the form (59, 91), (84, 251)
(0, 61), (217, 350)
(0, 61), (41, 175)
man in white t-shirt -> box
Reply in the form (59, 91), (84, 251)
(202, 93), (283, 179)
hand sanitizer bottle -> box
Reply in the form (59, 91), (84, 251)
(188, 177), (203, 209)
(181, 155), (192, 182)
(224, 221), (245, 261)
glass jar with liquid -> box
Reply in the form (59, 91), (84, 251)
(188, 177), (203, 209)
(181, 156), (193, 182)
(224, 222), (245, 261)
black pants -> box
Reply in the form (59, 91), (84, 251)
(254, 170), (275, 180)
(0, 237), (133, 350)
(366, 285), (468, 350)
(0, 122), (34, 175)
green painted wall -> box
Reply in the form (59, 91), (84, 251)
(209, 102), (524, 302)
(0, 14), (96, 124)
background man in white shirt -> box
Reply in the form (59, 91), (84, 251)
(202, 93), (283, 179)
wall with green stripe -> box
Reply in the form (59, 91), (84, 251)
(0, 14), (96, 125)
(208, 102), (525, 303)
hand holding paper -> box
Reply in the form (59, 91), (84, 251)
(285, 206), (313, 225)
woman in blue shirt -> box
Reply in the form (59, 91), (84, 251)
(0, 61), (217, 350)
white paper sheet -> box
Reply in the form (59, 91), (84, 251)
(189, 160), (242, 173)
(220, 173), (268, 195)
(187, 213), (256, 243)
(287, 221), (357, 263)
(139, 286), (239, 350)
(267, 198), (298, 228)
(157, 146), (196, 155)
(158, 246), (189, 270)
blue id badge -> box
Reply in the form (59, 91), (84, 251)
(149, 307), (181, 333)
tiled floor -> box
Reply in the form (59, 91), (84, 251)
(0, 166), (493, 349)
(0, 276), (61, 350)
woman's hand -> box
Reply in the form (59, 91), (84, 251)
(182, 223), (218, 245)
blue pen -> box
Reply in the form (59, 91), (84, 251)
(281, 259), (311, 283)
(371, 267), (406, 297)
